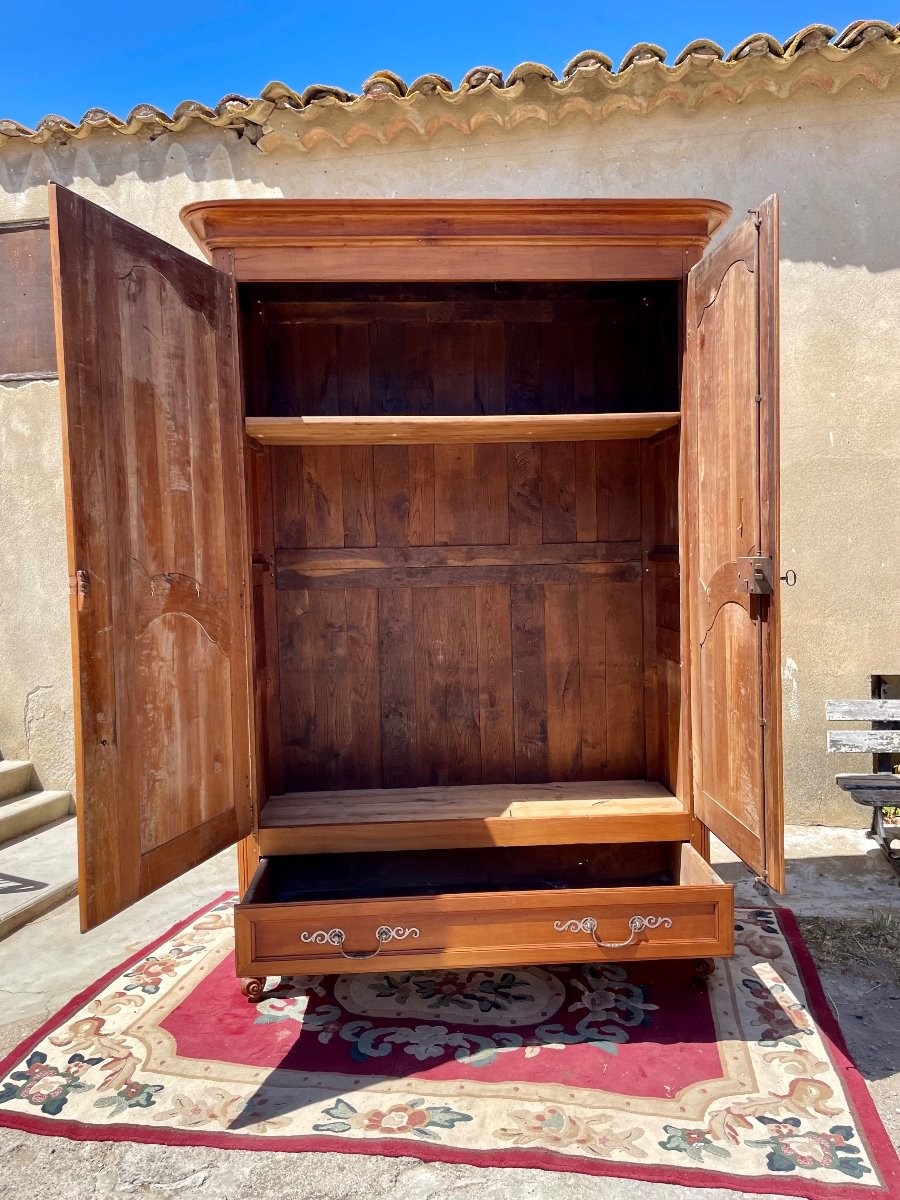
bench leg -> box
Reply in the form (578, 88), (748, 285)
(867, 807), (900, 877)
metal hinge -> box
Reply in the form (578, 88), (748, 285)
(736, 556), (775, 595)
(69, 569), (90, 611)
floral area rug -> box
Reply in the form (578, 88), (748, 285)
(0, 897), (897, 1199)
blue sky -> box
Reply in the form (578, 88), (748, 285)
(2, 2), (882, 127)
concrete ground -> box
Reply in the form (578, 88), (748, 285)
(0, 826), (897, 1200)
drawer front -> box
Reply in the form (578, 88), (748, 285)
(235, 870), (733, 976)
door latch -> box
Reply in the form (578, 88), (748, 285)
(736, 556), (775, 595)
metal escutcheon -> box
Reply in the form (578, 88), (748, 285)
(300, 925), (421, 961)
(553, 914), (673, 949)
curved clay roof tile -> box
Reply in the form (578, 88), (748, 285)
(299, 84), (356, 105)
(407, 73), (453, 95)
(460, 66), (504, 89)
(34, 114), (78, 134)
(727, 33), (784, 61)
(782, 25), (837, 57)
(259, 81), (303, 106)
(170, 100), (217, 122)
(834, 20), (898, 49)
(506, 62), (558, 85)
(618, 43), (667, 71)
(361, 70), (407, 98)
(673, 39), (726, 64)
(126, 103), (170, 123)
(562, 50), (614, 77)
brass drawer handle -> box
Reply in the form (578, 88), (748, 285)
(299, 925), (421, 961)
(553, 914), (673, 949)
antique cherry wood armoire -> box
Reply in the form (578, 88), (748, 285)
(50, 185), (784, 998)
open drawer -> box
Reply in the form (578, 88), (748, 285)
(234, 842), (734, 978)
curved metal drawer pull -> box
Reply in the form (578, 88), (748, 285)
(553, 914), (673, 950)
(299, 925), (421, 961)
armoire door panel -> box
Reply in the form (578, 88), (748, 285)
(50, 184), (252, 930)
(683, 196), (784, 891)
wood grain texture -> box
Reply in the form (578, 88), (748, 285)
(827, 730), (900, 753)
(826, 700), (900, 721)
(683, 199), (784, 891)
(50, 184), (251, 931)
(275, 440), (647, 792)
(246, 413), (681, 445)
(234, 843), (732, 976)
(0, 221), (56, 378)
(258, 779), (689, 855)
(181, 198), (731, 285)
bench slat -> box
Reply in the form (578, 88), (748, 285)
(827, 730), (900, 753)
(838, 789), (900, 807)
(835, 773), (900, 789)
(826, 699), (900, 721)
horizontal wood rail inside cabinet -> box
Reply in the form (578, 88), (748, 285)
(245, 412), (681, 446)
(257, 780), (690, 855)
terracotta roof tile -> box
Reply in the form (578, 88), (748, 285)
(672, 40), (726, 65)
(782, 25), (838, 56)
(1, 23), (898, 148)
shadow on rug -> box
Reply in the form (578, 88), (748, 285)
(1, 896), (897, 1200)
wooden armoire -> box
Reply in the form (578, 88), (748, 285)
(50, 185), (784, 997)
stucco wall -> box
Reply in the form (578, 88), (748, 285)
(1, 74), (898, 823)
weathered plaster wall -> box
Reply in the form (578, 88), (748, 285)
(1, 75), (898, 824)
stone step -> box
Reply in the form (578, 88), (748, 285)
(0, 817), (79, 940)
(0, 760), (34, 801)
(0, 789), (74, 845)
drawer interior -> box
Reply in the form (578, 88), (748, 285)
(251, 841), (696, 904)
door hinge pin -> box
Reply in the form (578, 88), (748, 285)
(69, 569), (90, 612)
(755, 393), (763, 404)
(759, 717), (768, 727)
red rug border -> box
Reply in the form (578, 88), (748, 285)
(0, 898), (897, 1200)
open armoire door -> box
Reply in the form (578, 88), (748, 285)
(49, 184), (252, 931)
(683, 195), (785, 892)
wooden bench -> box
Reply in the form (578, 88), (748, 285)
(827, 699), (900, 874)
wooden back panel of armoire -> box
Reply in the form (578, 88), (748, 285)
(244, 283), (681, 796)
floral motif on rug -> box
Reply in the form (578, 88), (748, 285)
(0, 899), (896, 1199)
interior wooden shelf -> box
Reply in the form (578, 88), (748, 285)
(245, 412), (681, 446)
(258, 780), (690, 855)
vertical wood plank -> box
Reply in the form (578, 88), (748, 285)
(369, 321), (406, 414)
(271, 447), (306, 548)
(278, 588), (317, 789)
(413, 587), (481, 785)
(472, 444), (509, 544)
(434, 444), (475, 544)
(606, 578), (646, 776)
(640, 439), (661, 780)
(302, 446), (344, 547)
(511, 580), (549, 782)
(475, 584), (515, 782)
(596, 440), (642, 541)
(544, 582), (583, 780)
(578, 581), (608, 776)
(336, 323), (371, 415)
(575, 442), (598, 543)
(379, 587), (415, 786)
(341, 446), (376, 547)
(408, 444), (435, 546)
(346, 588), (382, 787)
(542, 441), (577, 543)
(473, 322), (506, 414)
(508, 443), (542, 545)
(310, 589), (354, 789)
(374, 445), (411, 546)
